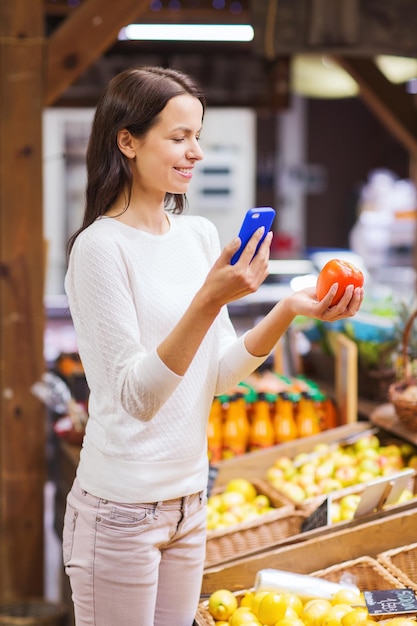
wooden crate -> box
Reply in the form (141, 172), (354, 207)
(201, 503), (417, 595)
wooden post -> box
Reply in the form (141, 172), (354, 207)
(0, 0), (46, 598)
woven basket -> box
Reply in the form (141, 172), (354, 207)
(311, 555), (406, 591)
(195, 558), (405, 625)
(388, 308), (417, 431)
(377, 542), (417, 591)
(205, 478), (305, 568)
(0, 599), (67, 626)
(205, 510), (307, 569)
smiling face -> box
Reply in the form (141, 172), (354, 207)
(128, 93), (204, 201)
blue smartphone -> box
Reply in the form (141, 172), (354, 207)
(230, 206), (276, 265)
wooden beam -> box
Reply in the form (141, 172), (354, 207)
(333, 55), (417, 156)
(0, 0), (46, 599)
(46, 0), (150, 106)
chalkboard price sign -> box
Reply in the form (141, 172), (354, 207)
(301, 497), (330, 532)
(207, 464), (219, 497)
(364, 588), (417, 615)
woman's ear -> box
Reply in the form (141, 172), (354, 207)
(117, 129), (136, 159)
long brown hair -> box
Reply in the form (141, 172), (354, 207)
(67, 66), (206, 253)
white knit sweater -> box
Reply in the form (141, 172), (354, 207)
(65, 214), (267, 502)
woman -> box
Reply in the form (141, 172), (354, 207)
(63, 66), (363, 626)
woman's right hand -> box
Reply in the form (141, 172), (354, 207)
(198, 228), (273, 310)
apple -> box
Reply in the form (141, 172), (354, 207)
(315, 459), (336, 481)
(318, 477), (344, 493)
(279, 483), (306, 502)
(353, 434), (380, 452)
(334, 465), (358, 487)
(358, 458), (380, 475)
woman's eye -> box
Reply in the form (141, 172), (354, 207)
(173, 137), (184, 143)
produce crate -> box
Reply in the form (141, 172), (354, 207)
(377, 542), (417, 591)
(205, 478), (301, 568)
(249, 430), (417, 516)
(201, 505), (417, 595)
(196, 557), (406, 626)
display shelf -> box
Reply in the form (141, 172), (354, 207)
(370, 403), (417, 446)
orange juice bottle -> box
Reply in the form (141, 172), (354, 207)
(222, 395), (248, 459)
(297, 392), (321, 438)
(249, 393), (275, 451)
(207, 398), (223, 463)
(322, 395), (339, 430)
(234, 392), (250, 452)
(274, 392), (298, 443)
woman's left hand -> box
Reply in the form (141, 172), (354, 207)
(287, 282), (364, 321)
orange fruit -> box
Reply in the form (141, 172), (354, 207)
(208, 589), (238, 621)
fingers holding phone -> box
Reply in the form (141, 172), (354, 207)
(230, 207), (276, 265)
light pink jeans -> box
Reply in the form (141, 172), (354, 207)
(63, 477), (207, 626)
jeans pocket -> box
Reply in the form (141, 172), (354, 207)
(96, 504), (153, 537)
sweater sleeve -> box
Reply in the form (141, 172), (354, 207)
(200, 218), (270, 395)
(65, 231), (182, 423)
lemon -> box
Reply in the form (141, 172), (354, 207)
(322, 603), (354, 626)
(301, 598), (333, 626)
(239, 591), (255, 608)
(341, 607), (371, 625)
(331, 588), (364, 606)
(229, 607), (261, 626)
(208, 589), (238, 621)
(251, 590), (269, 615)
(275, 618), (305, 626)
(225, 478), (257, 502)
(281, 592), (303, 616)
(256, 592), (287, 625)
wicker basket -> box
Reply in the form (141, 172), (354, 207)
(310, 555), (406, 591)
(0, 599), (67, 626)
(205, 478), (305, 568)
(388, 308), (417, 431)
(205, 510), (307, 569)
(196, 557), (405, 625)
(377, 542), (417, 591)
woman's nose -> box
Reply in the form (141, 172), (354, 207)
(187, 141), (204, 161)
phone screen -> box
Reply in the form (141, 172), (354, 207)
(230, 207), (276, 265)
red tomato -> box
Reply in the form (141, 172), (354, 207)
(316, 258), (364, 305)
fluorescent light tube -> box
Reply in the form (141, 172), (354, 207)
(119, 23), (254, 42)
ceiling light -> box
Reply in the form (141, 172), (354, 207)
(119, 23), (254, 42)
(291, 55), (359, 99)
(375, 55), (417, 83)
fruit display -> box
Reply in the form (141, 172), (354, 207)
(206, 478), (287, 531)
(264, 434), (417, 506)
(203, 585), (394, 625)
(331, 488), (416, 524)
